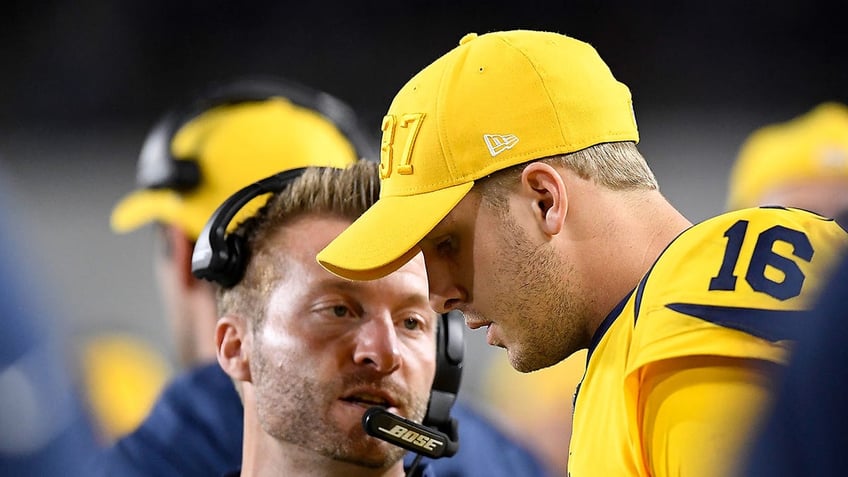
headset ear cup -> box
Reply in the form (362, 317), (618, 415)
(222, 234), (247, 287)
(424, 312), (464, 430)
(443, 310), (465, 366)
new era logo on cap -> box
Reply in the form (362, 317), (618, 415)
(483, 134), (519, 157)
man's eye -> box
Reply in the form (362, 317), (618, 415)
(403, 317), (421, 330)
(436, 237), (454, 256)
(332, 305), (351, 317)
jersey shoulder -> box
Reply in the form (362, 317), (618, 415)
(627, 207), (847, 367)
(648, 206), (846, 312)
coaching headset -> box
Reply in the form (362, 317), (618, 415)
(170, 79), (462, 461)
(133, 76), (379, 194)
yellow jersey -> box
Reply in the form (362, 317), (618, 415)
(568, 207), (847, 477)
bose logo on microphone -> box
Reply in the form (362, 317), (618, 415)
(378, 424), (444, 451)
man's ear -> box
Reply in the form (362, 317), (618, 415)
(520, 162), (567, 236)
(216, 316), (251, 383)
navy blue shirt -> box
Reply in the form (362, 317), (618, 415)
(91, 362), (552, 477)
(740, 251), (848, 476)
(221, 461), (436, 477)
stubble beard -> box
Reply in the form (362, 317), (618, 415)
(493, 215), (590, 373)
(252, 346), (426, 468)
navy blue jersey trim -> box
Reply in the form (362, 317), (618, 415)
(633, 272), (650, 325)
(633, 223), (697, 325)
(666, 303), (804, 342)
(762, 204), (839, 223)
(586, 289), (633, 366)
(577, 288), (634, 407)
(586, 221), (698, 364)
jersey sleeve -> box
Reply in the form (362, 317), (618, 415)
(625, 207), (846, 477)
(637, 356), (776, 477)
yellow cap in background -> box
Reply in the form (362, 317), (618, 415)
(727, 102), (848, 211)
(111, 96), (361, 240)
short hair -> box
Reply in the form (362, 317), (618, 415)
(476, 141), (658, 211)
(217, 160), (379, 324)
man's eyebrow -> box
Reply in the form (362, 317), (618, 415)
(311, 278), (431, 309)
(311, 277), (358, 291)
(308, 278), (371, 296)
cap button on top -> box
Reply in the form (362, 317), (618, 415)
(459, 33), (478, 45)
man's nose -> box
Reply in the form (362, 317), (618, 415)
(426, 261), (467, 313)
(353, 315), (401, 374)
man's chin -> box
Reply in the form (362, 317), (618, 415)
(321, 417), (408, 468)
(330, 439), (406, 469)
(507, 347), (540, 373)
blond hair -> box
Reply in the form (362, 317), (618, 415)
(477, 141), (657, 210)
(217, 160), (379, 323)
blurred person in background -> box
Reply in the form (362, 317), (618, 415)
(0, 167), (100, 476)
(110, 78), (373, 370)
(736, 248), (848, 476)
(727, 101), (848, 225)
(92, 77), (551, 477)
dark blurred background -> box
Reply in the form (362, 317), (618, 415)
(0, 0), (846, 395)
(3, 1), (847, 128)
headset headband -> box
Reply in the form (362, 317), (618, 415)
(136, 77), (379, 192)
(191, 167), (311, 287)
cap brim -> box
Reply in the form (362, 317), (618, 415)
(318, 181), (474, 281)
(110, 189), (184, 234)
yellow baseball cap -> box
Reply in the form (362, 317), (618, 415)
(111, 83), (368, 240)
(726, 102), (848, 211)
(318, 30), (639, 280)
